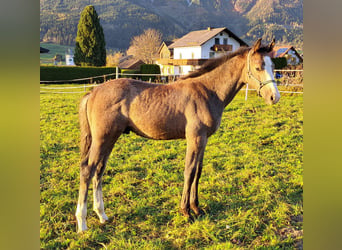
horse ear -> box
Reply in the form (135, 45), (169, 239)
(268, 38), (275, 52)
(253, 38), (262, 53)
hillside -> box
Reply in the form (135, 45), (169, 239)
(40, 0), (303, 50)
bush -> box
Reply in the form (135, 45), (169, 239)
(40, 66), (119, 83)
(140, 64), (160, 81)
(271, 57), (287, 69)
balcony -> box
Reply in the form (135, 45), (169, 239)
(157, 58), (209, 66)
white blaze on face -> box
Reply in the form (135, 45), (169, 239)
(264, 56), (280, 103)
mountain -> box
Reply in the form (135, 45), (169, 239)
(40, 0), (303, 50)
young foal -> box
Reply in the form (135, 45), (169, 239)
(75, 38), (280, 232)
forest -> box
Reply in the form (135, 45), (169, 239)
(40, 0), (303, 50)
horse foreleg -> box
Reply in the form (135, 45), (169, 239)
(181, 134), (207, 220)
(190, 151), (204, 217)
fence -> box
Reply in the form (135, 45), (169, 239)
(40, 70), (303, 96)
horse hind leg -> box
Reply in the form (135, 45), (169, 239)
(91, 131), (123, 222)
(76, 130), (121, 232)
(92, 147), (111, 224)
(76, 144), (108, 232)
(76, 154), (96, 232)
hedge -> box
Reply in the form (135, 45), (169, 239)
(140, 64), (161, 81)
(120, 69), (141, 79)
(40, 66), (120, 83)
(271, 57), (287, 69)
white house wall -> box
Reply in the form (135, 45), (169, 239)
(174, 46), (202, 59)
(173, 32), (242, 60)
(201, 33), (241, 59)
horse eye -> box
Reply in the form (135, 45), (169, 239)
(256, 62), (265, 71)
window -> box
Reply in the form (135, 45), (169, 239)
(179, 52), (182, 59)
(209, 52), (215, 58)
(223, 38), (228, 45)
(215, 38), (220, 45)
(191, 52), (195, 59)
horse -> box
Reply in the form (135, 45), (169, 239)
(75, 38), (280, 232)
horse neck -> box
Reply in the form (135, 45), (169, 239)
(200, 55), (247, 107)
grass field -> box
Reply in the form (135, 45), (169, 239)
(40, 88), (303, 249)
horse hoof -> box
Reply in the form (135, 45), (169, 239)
(187, 215), (195, 223)
(180, 208), (194, 222)
(195, 209), (205, 218)
(99, 214), (108, 224)
(77, 224), (88, 233)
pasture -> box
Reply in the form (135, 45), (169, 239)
(40, 87), (303, 249)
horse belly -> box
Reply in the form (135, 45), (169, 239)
(129, 111), (186, 140)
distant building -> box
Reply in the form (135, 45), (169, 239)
(119, 55), (144, 70)
(65, 49), (75, 66)
(269, 46), (303, 66)
(156, 27), (248, 76)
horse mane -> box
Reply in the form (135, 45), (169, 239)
(181, 47), (249, 79)
(181, 45), (270, 79)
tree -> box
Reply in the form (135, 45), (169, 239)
(127, 29), (162, 64)
(106, 51), (124, 67)
(74, 5), (106, 66)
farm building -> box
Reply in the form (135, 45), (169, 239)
(269, 46), (303, 66)
(156, 27), (248, 76)
(119, 55), (145, 70)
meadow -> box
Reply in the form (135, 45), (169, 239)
(40, 87), (303, 249)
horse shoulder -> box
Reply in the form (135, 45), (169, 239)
(176, 81), (222, 136)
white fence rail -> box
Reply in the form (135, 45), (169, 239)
(40, 70), (303, 95)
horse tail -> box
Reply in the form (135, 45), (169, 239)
(79, 92), (92, 164)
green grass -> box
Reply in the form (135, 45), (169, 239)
(40, 89), (303, 249)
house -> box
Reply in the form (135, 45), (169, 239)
(156, 27), (248, 76)
(119, 55), (145, 70)
(65, 49), (75, 66)
(269, 46), (303, 66)
(157, 41), (175, 75)
(159, 41), (174, 60)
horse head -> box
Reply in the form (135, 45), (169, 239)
(245, 38), (280, 105)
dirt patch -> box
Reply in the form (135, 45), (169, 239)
(279, 214), (303, 249)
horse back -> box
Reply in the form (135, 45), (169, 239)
(87, 78), (223, 140)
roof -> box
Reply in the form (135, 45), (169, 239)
(119, 55), (144, 70)
(269, 46), (303, 62)
(169, 27), (248, 48)
(157, 41), (174, 54)
(163, 41), (174, 47)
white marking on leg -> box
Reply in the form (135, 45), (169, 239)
(76, 202), (88, 232)
(93, 181), (108, 223)
(264, 56), (280, 103)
